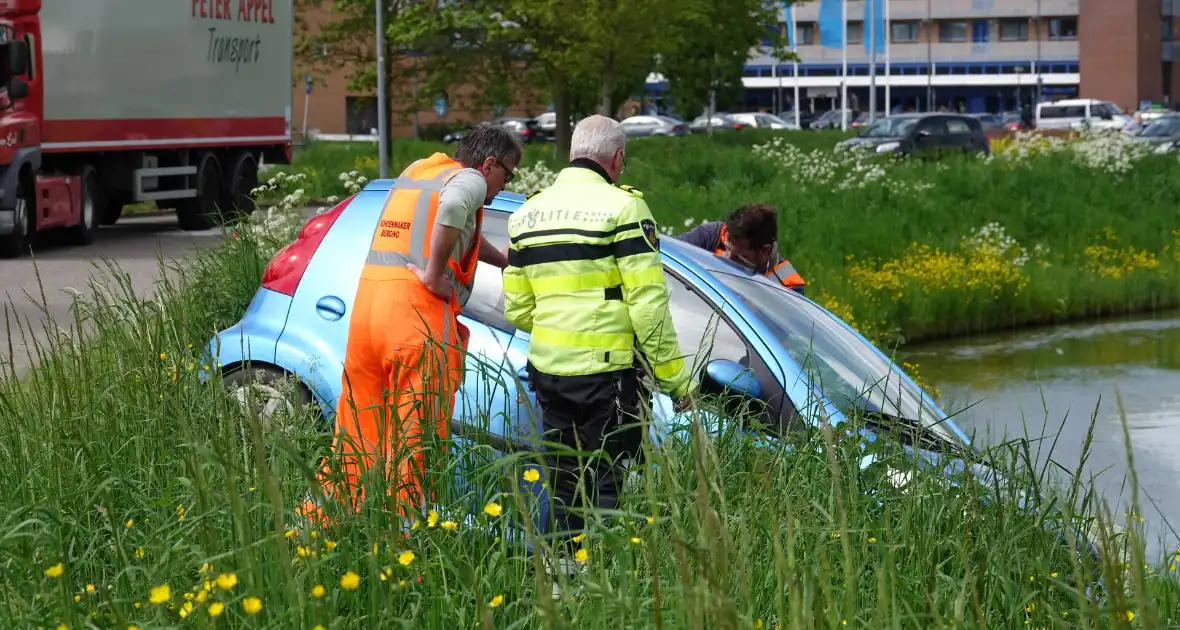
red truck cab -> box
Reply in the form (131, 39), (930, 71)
(0, 0), (292, 259)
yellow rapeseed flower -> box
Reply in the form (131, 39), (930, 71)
(285, 529), (296, 539)
(149, 584), (171, 605)
(523, 469), (540, 483)
(216, 573), (238, 590)
(325, 540), (338, 551)
(646, 516), (656, 525)
(574, 548), (588, 563)
(200, 562), (213, 574)
(483, 502), (502, 518)
(134, 547), (144, 559)
(125, 519), (133, 529)
(196, 590), (208, 603)
(44, 562), (64, 578)
(86, 584), (95, 593)
(631, 537), (641, 544)
(242, 597), (262, 614)
(179, 601), (194, 618)
(207, 602), (224, 617)
(311, 584), (326, 598)
(489, 594), (504, 608)
(398, 551), (415, 566)
(427, 510), (439, 528)
(340, 571), (360, 590)
(571, 533), (585, 543)
(313, 626), (326, 630)
(296, 546), (310, 558)
(441, 521), (457, 531)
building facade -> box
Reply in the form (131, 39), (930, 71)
(645, 0), (1178, 117)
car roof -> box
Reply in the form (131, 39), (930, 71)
(360, 181), (732, 274)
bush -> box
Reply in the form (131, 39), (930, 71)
(262, 130), (1180, 347)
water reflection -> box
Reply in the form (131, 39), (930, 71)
(903, 311), (1180, 560)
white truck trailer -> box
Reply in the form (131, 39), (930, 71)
(0, 0), (293, 258)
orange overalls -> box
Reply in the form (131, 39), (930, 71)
(716, 224), (807, 293)
(308, 152), (482, 521)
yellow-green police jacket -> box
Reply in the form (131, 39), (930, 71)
(503, 165), (696, 399)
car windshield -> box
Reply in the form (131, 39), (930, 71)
(708, 269), (957, 442)
(1141, 117), (1180, 137)
(859, 116), (918, 137)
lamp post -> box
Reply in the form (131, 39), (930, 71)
(376, 0), (389, 179)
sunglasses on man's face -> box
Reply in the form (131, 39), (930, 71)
(498, 160), (516, 184)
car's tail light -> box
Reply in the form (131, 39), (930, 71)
(260, 195), (355, 296)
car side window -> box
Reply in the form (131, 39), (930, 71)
(463, 211), (515, 333)
(664, 272), (750, 371)
(916, 118), (947, 136)
(946, 118), (971, 134)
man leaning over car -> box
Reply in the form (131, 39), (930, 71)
(677, 202), (806, 295)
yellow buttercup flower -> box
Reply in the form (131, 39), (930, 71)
(427, 510), (439, 528)
(523, 469), (540, 483)
(574, 548), (588, 563)
(484, 502), (502, 517)
(325, 540), (338, 551)
(489, 594), (504, 608)
(398, 551), (415, 566)
(311, 584), (326, 598)
(149, 584), (171, 605)
(441, 521), (458, 531)
(242, 597), (262, 614)
(44, 562), (64, 578)
(340, 571), (360, 590)
(207, 602), (224, 617)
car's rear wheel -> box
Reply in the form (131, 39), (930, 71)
(221, 364), (323, 434)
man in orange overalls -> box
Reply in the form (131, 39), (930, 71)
(301, 124), (521, 525)
(677, 202), (807, 295)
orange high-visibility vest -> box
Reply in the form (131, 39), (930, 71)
(361, 152), (483, 312)
(715, 224), (806, 292)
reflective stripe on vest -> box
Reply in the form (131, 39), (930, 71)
(361, 153), (483, 306)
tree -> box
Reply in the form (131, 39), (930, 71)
(658, 0), (789, 122)
(294, 0), (503, 142)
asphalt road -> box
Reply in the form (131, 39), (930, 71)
(0, 213), (282, 376)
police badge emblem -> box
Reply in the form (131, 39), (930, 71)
(640, 219), (659, 252)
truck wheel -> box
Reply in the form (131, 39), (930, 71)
(176, 152), (223, 231)
(0, 175), (33, 259)
(222, 151), (259, 222)
(67, 166), (101, 246)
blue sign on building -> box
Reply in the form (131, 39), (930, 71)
(434, 96), (448, 118)
(305, 74), (312, 95)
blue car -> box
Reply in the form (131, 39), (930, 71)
(205, 181), (994, 528)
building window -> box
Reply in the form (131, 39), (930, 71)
(1049, 17), (1078, 40)
(939, 21), (968, 42)
(891, 21), (919, 43)
(345, 97), (378, 136)
(798, 22), (816, 45)
(847, 21), (863, 44)
(1164, 16), (1175, 42)
(999, 19), (1029, 41)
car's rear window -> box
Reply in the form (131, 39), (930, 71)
(1040, 105), (1085, 119)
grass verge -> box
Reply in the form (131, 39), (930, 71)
(0, 206), (1178, 627)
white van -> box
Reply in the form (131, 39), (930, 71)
(1035, 99), (1133, 131)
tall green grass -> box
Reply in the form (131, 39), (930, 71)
(0, 209), (1178, 628)
(267, 131), (1180, 347)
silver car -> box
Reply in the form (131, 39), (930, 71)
(619, 115), (688, 137)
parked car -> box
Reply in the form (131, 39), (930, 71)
(444, 117), (542, 144)
(969, 113), (1006, 133)
(1035, 99), (1132, 132)
(531, 112), (576, 142)
(836, 113), (991, 158)
(619, 115), (688, 137)
(202, 185), (1102, 579)
(730, 112), (799, 130)
(1129, 113), (1180, 153)
(688, 113), (747, 133)
(809, 109), (864, 130)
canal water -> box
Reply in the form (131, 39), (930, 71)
(903, 310), (1180, 562)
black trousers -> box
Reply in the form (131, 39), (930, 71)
(526, 362), (644, 539)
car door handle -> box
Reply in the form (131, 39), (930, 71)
(516, 366), (534, 392)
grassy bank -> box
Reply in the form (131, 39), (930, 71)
(259, 130), (1180, 348)
(1, 197), (1179, 627)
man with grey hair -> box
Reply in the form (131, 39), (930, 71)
(503, 114), (697, 597)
